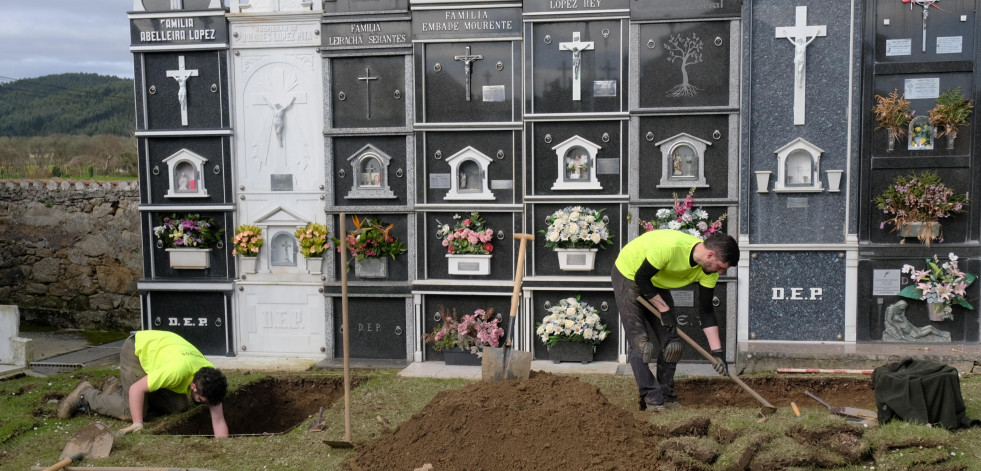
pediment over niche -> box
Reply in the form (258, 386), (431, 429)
(444, 146), (494, 201)
(655, 132), (711, 189)
(773, 137), (824, 193)
(551, 135), (602, 191)
(345, 144), (396, 200)
(162, 148), (209, 198)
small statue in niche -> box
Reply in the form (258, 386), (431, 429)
(566, 153), (588, 179)
(459, 172), (467, 189)
(672, 153), (682, 175)
(882, 300), (951, 343)
(178, 172), (189, 191)
(361, 160), (380, 187)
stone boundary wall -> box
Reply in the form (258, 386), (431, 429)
(0, 179), (142, 330)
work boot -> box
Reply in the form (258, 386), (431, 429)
(57, 381), (93, 419)
(663, 401), (683, 411)
(644, 403), (668, 413)
(662, 338), (684, 364)
(101, 376), (122, 396)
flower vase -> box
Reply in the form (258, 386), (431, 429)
(305, 257), (323, 275)
(446, 254), (491, 276)
(547, 341), (595, 364)
(166, 248), (211, 270)
(555, 248), (598, 271)
(947, 133), (956, 150)
(239, 256), (257, 275)
(927, 302), (948, 322)
(355, 257), (388, 279)
(898, 221), (940, 241)
(887, 129), (897, 152)
(442, 347), (481, 366)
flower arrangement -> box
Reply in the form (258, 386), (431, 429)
(541, 206), (613, 250)
(639, 188), (727, 240)
(153, 214), (224, 249)
(536, 296), (610, 347)
(566, 154), (588, 177)
(294, 222), (330, 258)
(908, 117), (934, 150)
(872, 88), (913, 143)
(929, 87), (974, 143)
(231, 225), (263, 257)
(900, 253), (977, 321)
(333, 215), (408, 262)
(424, 306), (504, 353)
(873, 170), (967, 244)
(437, 211), (495, 255)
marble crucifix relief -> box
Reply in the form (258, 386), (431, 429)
(247, 65), (310, 171)
(166, 55), (198, 126)
(453, 46), (483, 102)
(559, 32), (594, 101)
(775, 6), (826, 125)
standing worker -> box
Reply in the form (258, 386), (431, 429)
(612, 229), (739, 411)
(57, 330), (229, 437)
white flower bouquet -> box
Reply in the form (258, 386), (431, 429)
(541, 206), (613, 250)
(536, 297), (610, 346)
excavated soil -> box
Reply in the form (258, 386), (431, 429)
(345, 373), (878, 471)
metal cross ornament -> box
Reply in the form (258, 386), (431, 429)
(453, 46), (483, 102)
(904, 0), (942, 52)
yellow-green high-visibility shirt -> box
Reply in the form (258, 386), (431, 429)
(134, 330), (214, 395)
(614, 229), (719, 289)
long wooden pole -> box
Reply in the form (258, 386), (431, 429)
(340, 214), (351, 442)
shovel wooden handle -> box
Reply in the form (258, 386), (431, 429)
(42, 453), (81, 471)
(637, 297), (777, 414)
(509, 234), (534, 319)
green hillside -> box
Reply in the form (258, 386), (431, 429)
(0, 73), (134, 137)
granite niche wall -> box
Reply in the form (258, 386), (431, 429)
(0, 179), (142, 330)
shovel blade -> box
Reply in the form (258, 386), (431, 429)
(481, 347), (532, 381)
(60, 422), (113, 460)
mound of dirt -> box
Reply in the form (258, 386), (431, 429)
(346, 372), (660, 471)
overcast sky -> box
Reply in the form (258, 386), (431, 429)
(0, 0), (133, 81)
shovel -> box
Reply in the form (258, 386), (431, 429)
(482, 233), (535, 382)
(42, 422), (113, 471)
(805, 390), (878, 420)
(324, 213), (354, 449)
(637, 297), (777, 414)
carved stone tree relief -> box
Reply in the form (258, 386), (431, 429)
(345, 144), (396, 200)
(245, 63), (310, 172)
(551, 136), (602, 191)
(664, 33), (704, 98)
(163, 148), (209, 198)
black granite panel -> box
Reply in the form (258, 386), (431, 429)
(422, 294), (511, 361)
(857, 258), (979, 342)
(133, 58), (146, 130)
(527, 203), (624, 277)
(631, 0), (741, 21)
(143, 290), (233, 356)
(332, 297), (407, 359)
(324, 0), (407, 15)
(748, 252), (846, 341)
(419, 130), (519, 204)
(331, 213), (410, 281)
(331, 135), (408, 206)
(137, 0), (216, 12)
(530, 290), (620, 362)
(523, 0), (629, 14)
(418, 211), (518, 280)
(869, 73), (973, 157)
(330, 55), (407, 129)
(143, 51), (226, 130)
(526, 20), (626, 114)
(637, 21), (731, 109)
(144, 210), (232, 279)
(636, 115), (729, 200)
(417, 41), (518, 123)
(874, 1), (975, 63)
(131, 15), (227, 48)
(411, 7), (521, 41)
(322, 19), (411, 50)
(866, 168), (971, 244)
(144, 136), (232, 205)
(526, 121), (623, 196)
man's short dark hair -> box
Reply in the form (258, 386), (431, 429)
(193, 367), (227, 406)
(703, 233), (740, 266)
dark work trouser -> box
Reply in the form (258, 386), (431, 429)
(82, 336), (190, 420)
(611, 266), (680, 406)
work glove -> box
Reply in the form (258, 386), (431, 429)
(659, 309), (677, 329)
(115, 422), (143, 437)
(711, 349), (728, 376)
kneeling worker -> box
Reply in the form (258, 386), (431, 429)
(58, 330), (229, 437)
(612, 229), (739, 411)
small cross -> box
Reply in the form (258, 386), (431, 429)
(910, 0), (941, 52)
(559, 32), (594, 101)
(357, 67), (379, 119)
(775, 6), (826, 125)
(453, 46), (483, 102)
(166, 56), (199, 126)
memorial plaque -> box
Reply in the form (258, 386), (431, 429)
(526, 20), (626, 114)
(142, 51), (229, 130)
(143, 137), (232, 205)
(417, 41), (519, 123)
(144, 291), (233, 356)
(420, 130), (520, 204)
(638, 21), (732, 108)
(411, 6), (521, 41)
(527, 121), (623, 196)
(630, 0), (740, 21)
(748, 252), (845, 341)
(330, 56), (407, 129)
(331, 135), (408, 206)
(636, 115), (730, 200)
(875, 2), (975, 62)
(530, 290), (619, 362)
(333, 297), (408, 359)
(238, 285), (325, 355)
(322, 19), (411, 50)
(323, 0), (407, 15)
(232, 22), (320, 48)
(421, 211), (517, 280)
(523, 0), (629, 15)
(271, 175), (293, 191)
(131, 15), (227, 48)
